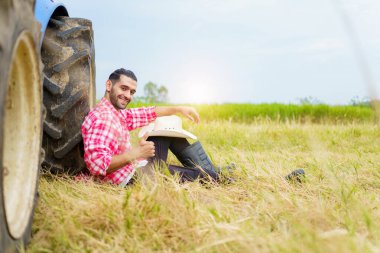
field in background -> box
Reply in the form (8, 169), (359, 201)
(131, 102), (376, 123)
(28, 104), (380, 252)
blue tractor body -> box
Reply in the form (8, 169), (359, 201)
(34, 0), (68, 47)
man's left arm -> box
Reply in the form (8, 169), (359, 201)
(125, 106), (157, 131)
(126, 105), (200, 131)
(155, 106), (200, 123)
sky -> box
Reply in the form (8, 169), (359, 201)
(61, 0), (380, 104)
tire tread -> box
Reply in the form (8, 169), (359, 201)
(42, 16), (95, 174)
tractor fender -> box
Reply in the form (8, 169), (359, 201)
(34, 0), (68, 48)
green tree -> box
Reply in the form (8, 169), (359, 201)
(297, 96), (323, 105)
(143, 81), (169, 103)
(157, 85), (168, 103)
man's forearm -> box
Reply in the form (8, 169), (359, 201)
(106, 138), (154, 175)
(106, 151), (137, 175)
(155, 106), (200, 123)
(155, 106), (181, 117)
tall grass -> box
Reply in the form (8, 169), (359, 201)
(28, 119), (380, 252)
(129, 102), (375, 124)
(193, 103), (375, 123)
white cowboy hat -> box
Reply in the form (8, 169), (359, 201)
(138, 115), (197, 140)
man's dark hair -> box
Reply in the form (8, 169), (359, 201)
(108, 68), (137, 84)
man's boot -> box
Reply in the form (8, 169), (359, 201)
(168, 165), (201, 183)
(175, 141), (219, 181)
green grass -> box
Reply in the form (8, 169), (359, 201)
(130, 102), (376, 124)
(28, 105), (380, 252)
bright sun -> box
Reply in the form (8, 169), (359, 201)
(172, 56), (226, 104)
(182, 79), (216, 104)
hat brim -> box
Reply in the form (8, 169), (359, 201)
(138, 126), (197, 140)
(148, 129), (197, 139)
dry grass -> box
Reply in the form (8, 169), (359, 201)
(28, 121), (380, 252)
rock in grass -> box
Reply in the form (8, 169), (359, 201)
(285, 169), (306, 183)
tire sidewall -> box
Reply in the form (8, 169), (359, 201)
(0, 0), (41, 252)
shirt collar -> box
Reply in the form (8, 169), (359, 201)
(100, 97), (126, 122)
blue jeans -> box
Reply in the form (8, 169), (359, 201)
(145, 136), (201, 182)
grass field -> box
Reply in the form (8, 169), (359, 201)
(28, 105), (380, 252)
(131, 102), (377, 124)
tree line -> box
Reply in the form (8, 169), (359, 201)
(134, 81), (169, 103)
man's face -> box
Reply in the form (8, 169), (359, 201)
(107, 75), (137, 110)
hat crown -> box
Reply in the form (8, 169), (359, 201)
(153, 115), (182, 131)
(138, 115), (197, 140)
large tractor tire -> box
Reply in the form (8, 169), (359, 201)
(0, 0), (42, 252)
(41, 17), (96, 175)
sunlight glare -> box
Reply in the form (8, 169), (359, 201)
(180, 79), (217, 104)
(170, 55), (228, 104)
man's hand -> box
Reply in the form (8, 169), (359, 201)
(135, 133), (155, 159)
(178, 106), (200, 123)
(155, 106), (200, 123)
(106, 133), (154, 175)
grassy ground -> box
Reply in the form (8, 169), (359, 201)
(28, 119), (380, 252)
(130, 102), (376, 124)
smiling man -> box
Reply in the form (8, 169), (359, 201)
(81, 68), (221, 186)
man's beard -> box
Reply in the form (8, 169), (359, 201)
(110, 90), (129, 110)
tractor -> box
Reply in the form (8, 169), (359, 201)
(0, 0), (95, 251)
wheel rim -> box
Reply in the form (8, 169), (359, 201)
(2, 31), (41, 239)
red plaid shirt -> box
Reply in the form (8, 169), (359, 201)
(82, 98), (157, 185)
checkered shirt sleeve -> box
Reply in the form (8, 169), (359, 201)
(124, 106), (157, 131)
(82, 114), (117, 176)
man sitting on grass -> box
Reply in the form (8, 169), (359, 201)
(82, 68), (225, 186)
